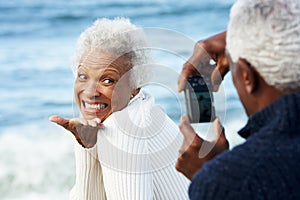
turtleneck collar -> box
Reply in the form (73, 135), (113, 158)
(238, 92), (300, 139)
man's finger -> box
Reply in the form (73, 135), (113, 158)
(213, 118), (223, 139)
(178, 62), (200, 92)
(211, 63), (229, 92)
(179, 115), (197, 142)
(178, 74), (187, 93)
(178, 64), (191, 92)
(211, 68), (223, 92)
(213, 117), (228, 149)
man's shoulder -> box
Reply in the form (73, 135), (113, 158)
(195, 134), (300, 180)
(188, 144), (251, 196)
(191, 143), (253, 184)
(189, 137), (300, 200)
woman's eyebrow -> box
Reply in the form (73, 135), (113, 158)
(78, 66), (122, 80)
(102, 67), (121, 74)
(77, 65), (89, 71)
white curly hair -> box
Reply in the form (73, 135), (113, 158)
(227, 0), (300, 92)
(73, 17), (149, 89)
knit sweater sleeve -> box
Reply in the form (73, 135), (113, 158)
(69, 141), (106, 200)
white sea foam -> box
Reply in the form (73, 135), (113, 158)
(0, 123), (75, 199)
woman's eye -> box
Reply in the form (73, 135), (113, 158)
(78, 74), (87, 80)
(103, 78), (115, 84)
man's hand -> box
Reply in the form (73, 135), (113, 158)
(176, 115), (229, 180)
(49, 115), (104, 148)
(178, 31), (229, 92)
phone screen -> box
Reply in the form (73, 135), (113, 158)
(184, 76), (215, 123)
(195, 90), (212, 122)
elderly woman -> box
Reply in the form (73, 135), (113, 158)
(50, 18), (189, 200)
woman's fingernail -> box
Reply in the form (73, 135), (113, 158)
(49, 116), (57, 121)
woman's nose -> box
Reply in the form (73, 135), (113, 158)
(83, 81), (101, 97)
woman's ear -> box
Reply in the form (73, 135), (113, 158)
(238, 59), (258, 94)
(131, 88), (141, 98)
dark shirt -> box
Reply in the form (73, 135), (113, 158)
(189, 92), (300, 200)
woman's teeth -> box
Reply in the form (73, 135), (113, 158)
(85, 102), (107, 110)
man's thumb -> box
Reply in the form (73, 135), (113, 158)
(179, 115), (196, 141)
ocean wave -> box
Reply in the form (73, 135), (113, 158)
(0, 124), (75, 199)
(49, 14), (86, 22)
(0, 1), (233, 37)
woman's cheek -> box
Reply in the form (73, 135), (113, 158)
(73, 82), (84, 107)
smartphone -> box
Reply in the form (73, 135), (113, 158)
(184, 76), (215, 123)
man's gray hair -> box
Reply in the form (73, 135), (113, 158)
(227, 0), (300, 92)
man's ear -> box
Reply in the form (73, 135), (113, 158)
(238, 59), (258, 94)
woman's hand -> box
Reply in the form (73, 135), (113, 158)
(178, 31), (229, 92)
(176, 115), (229, 180)
(49, 115), (104, 148)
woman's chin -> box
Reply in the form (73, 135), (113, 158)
(82, 111), (111, 122)
(80, 106), (111, 121)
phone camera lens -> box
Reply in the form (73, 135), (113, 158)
(198, 79), (205, 85)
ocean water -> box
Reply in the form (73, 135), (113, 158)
(0, 0), (247, 199)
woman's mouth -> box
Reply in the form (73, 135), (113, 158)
(82, 100), (108, 112)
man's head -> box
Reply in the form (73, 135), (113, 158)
(226, 0), (300, 115)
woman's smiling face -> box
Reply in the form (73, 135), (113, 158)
(74, 50), (133, 121)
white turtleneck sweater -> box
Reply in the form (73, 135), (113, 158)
(69, 90), (189, 200)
